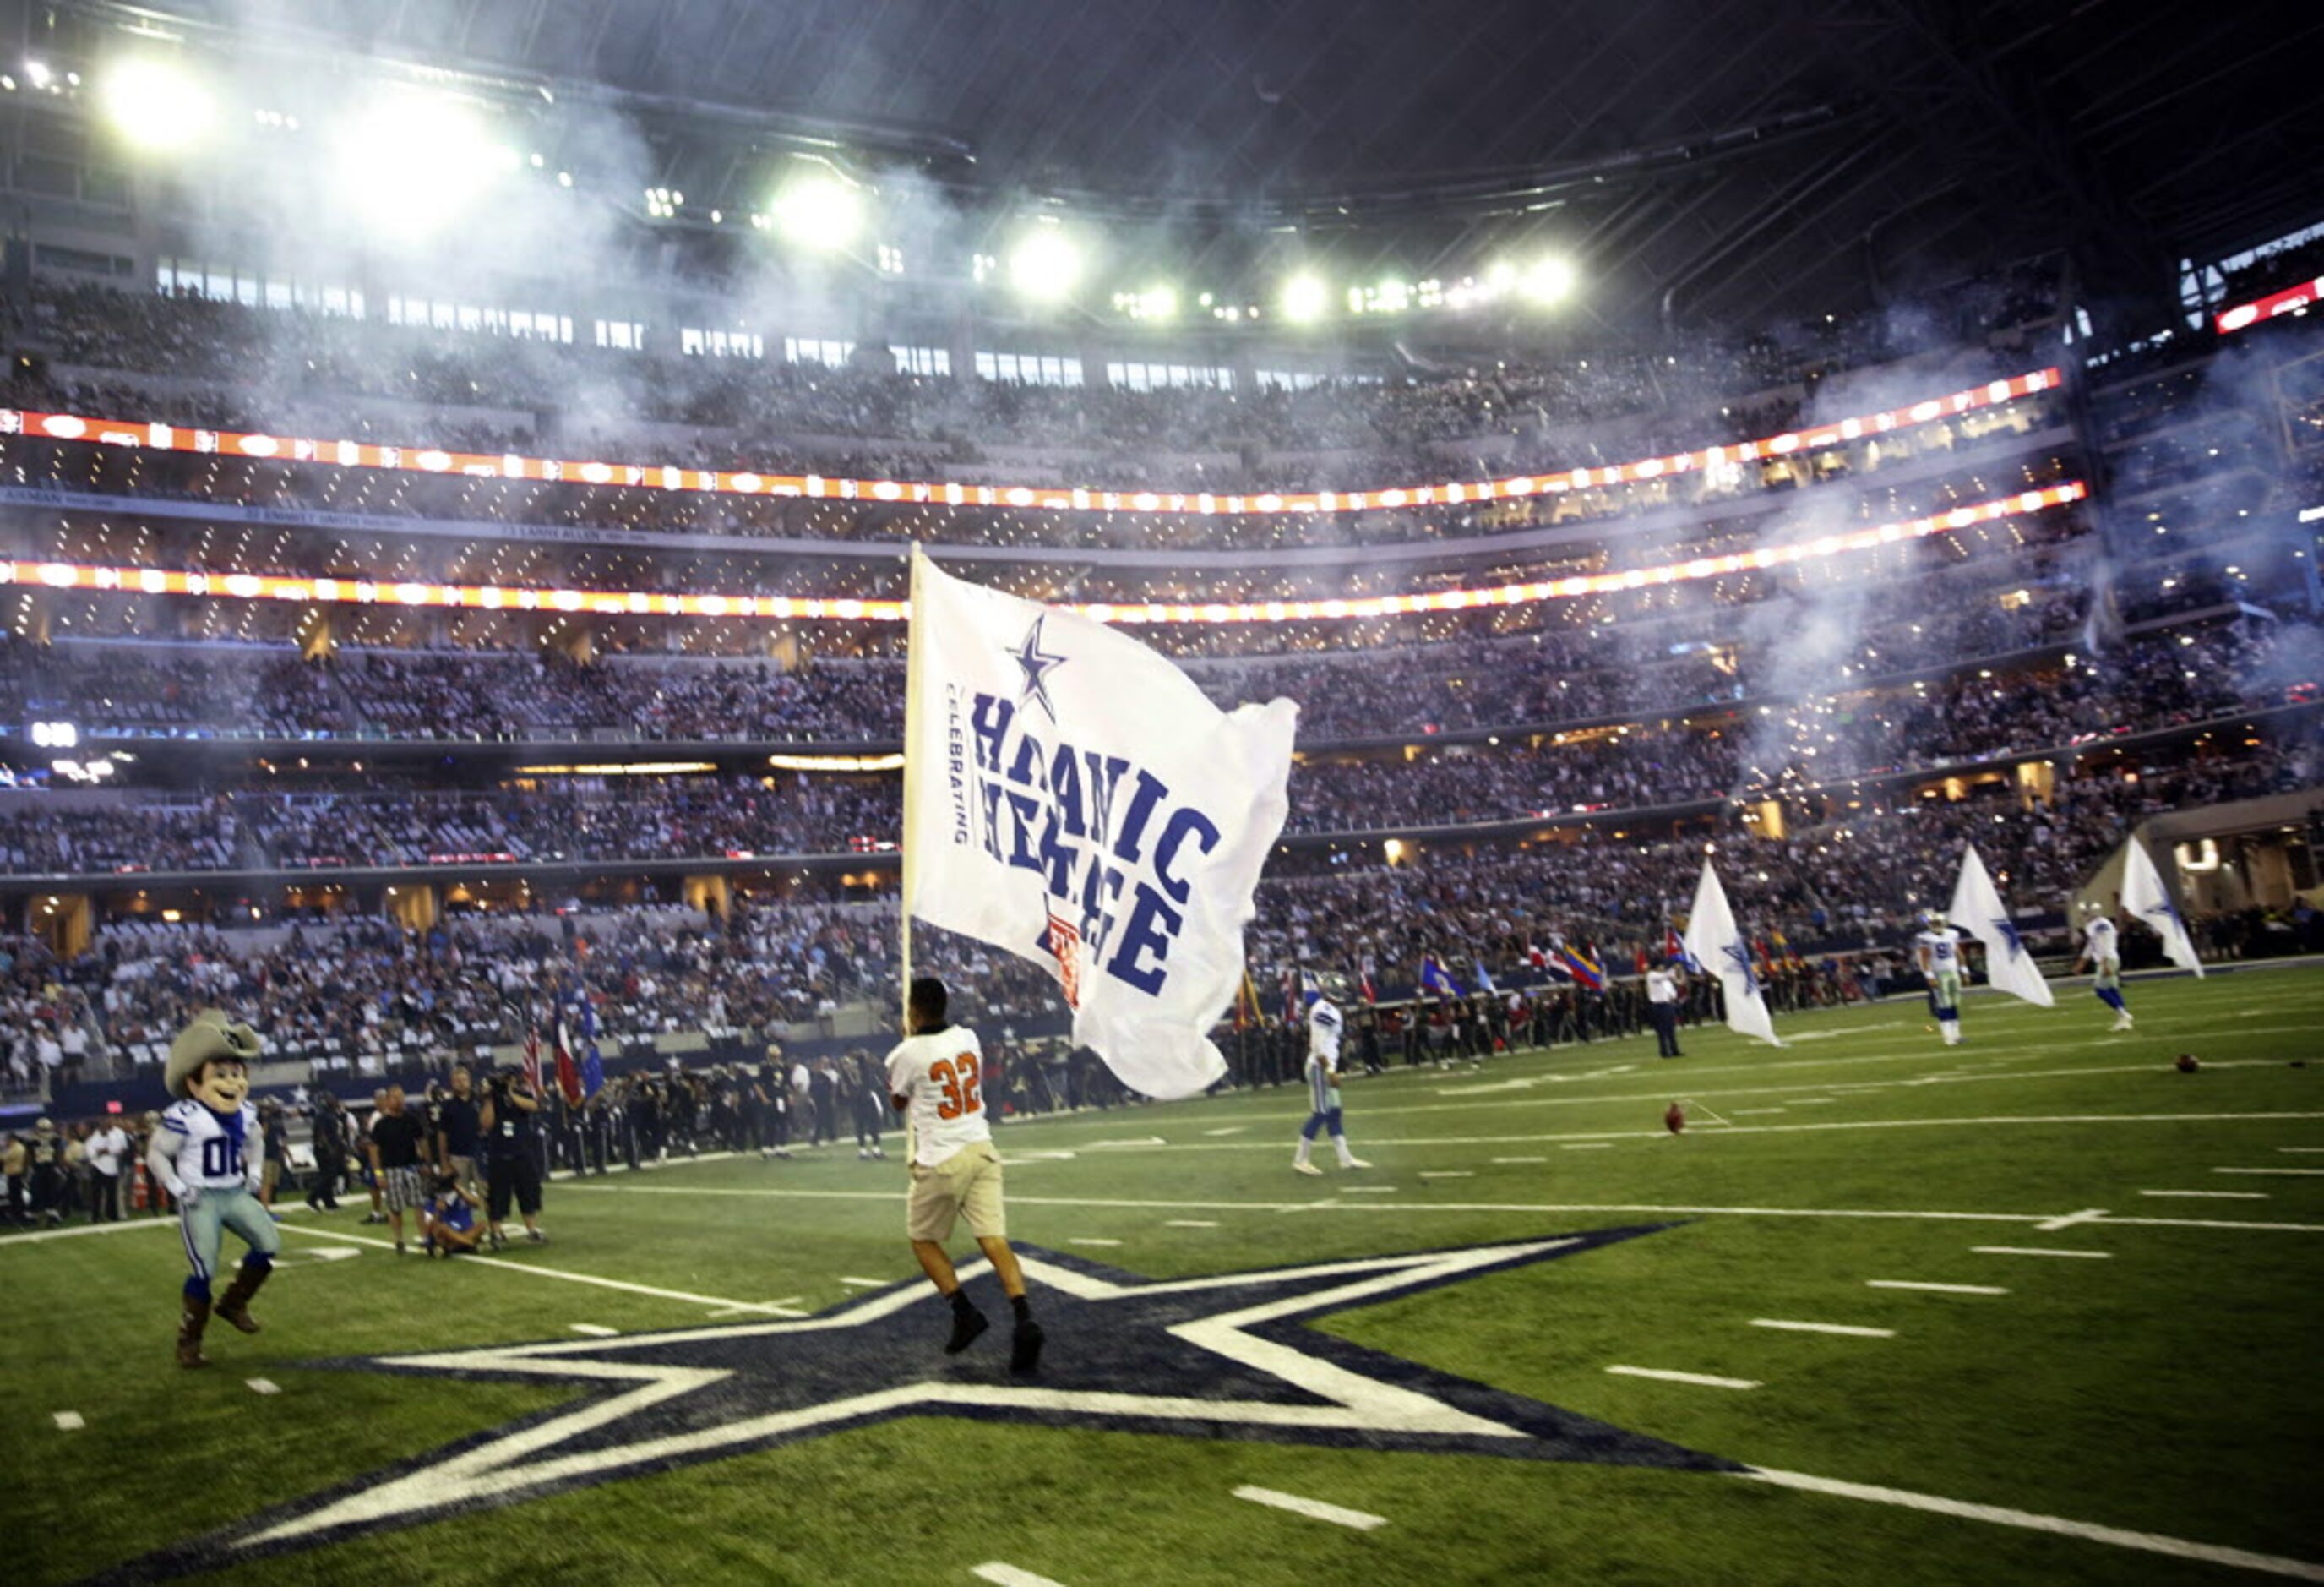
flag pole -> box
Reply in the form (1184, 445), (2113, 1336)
(898, 543), (928, 1033)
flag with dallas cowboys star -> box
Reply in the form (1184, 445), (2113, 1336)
(1681, 859), (1782, 1046)
(1950, 843), (2054, 1006)
(2120, 833), (2205, 979)
(901, 548), (1298, 1099)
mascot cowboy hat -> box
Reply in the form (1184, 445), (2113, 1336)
(166, 1011), (263, 1101)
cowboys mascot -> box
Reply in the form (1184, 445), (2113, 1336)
(146, 1012), (280, 1368)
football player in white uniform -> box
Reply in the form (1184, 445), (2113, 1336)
(1293, 975), (1370, 1175)
(1914, 911), (1968, 1046)
(146, 1012), (279, 1369)
(2075, 904), (2135, 1031)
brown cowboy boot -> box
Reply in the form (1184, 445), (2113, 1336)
(177, 1295), (212, 1368)
(215, 1262), (271, 1335)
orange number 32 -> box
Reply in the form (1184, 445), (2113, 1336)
(929, 1054), (983, 1121)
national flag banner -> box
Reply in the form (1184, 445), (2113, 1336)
(901, 548), (1298, 1099)
(574, 992), (606, 1098)
(1233, 968), (1260, 1031)
(521, 1023), (542, 1095)
(1554, 946), (1605, 992)
(551, 1014), (584, 1106)
(1282, 968), (1300, 1025)
(1950, 843), (2055, 1006)
(1683, 859), (1782, 1046)
(1358, 967), (1378, 1006)
(1527, 942), (1548, 971)
(1664, 925), (1701, 974)
(1419, 953), (1461, 996)
(1472, 956), (1497, 995)
(2120, 834), (2206, 978)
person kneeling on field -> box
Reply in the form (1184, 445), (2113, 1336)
(147, 1012), (279, 1369)
(886, 977), (1042, 1374)
(420, 1170), (484, 1258)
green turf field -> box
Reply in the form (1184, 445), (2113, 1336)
(6, 971), (2321, 1585)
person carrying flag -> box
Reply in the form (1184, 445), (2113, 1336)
(1646, 957), (1685, 1058)
(480, 1066), (548, 1248)
(1293, 974), (1370, 1176)
(2075, 903), (2135, 1031)
(1915, 910), (1968, 1046)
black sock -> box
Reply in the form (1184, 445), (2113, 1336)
(1011, 1295), (1033, 1323)
(949, 1287), (976, 1315)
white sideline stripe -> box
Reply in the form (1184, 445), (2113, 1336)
(1973, 1246), (2111, 1259)
(2140, 1190), (2269, 1200)
(1560, 1143), (1613, 1150)
(569, 1324), (619, 1338)
(245, 1378), (280, 1395)
(1738, 1466), (2324, 1582)
(972, 1562), (1068, 1587)
(1605, 1366), (1759, 1390)
(591, 1184), (2324, 1235)
(53, 1410), (83, 1430)
(1339, 1186), (1400, 1193)
(1793, 1098), (1840, 1105)
(1493, 1156), (1548, 1163)
(1865, 1281), (2008, 1295)
(2216, 1168), (2324, 1176)
(2278, 1148), (2324, 1154)
(1232, 1484), (1388, 1531)
(1165, 1219), (1219, 1228)
(1732, 1108), (1788, 1115)
(1069, 1238), (1124, 1246)
(1418, 1171), (1473, 1179)
(840, 1276), (890, 1288)
(0, 1215), (190, 1247)
(1750, 1318), (1897, 1338)
(273, 1224), (808, 1316)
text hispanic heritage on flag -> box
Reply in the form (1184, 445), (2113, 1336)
(901, 548), (1298, 1099)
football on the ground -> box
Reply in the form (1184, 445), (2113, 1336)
(2176, 1053), (2201, 1072)
(1664, 1102), (1686, 1134)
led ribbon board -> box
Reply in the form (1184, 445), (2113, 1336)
(0, 369), (2061, 517)
(0, 483), (2086, 624)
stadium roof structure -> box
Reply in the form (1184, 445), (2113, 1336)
(15, 0), (2324, 329)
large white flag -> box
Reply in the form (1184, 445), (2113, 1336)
(1681, 859), (1782, 1046)
(2120, 835), (2205, 978)
(901, 550), (1298, 1098)
(1949, 843), (2055, 1006)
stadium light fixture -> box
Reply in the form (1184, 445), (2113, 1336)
(100, 59), (215, 150)
(1520, 256), (1577, 306)
(1282, 273), (1330, 324)
(333, 91), (515, 237)
(1009, 226), (1083, 302)
(770, 171), (865, 251)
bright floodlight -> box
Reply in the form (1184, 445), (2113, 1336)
(1009, 227), (1082, 302)
(101, 59), (214, 150)
(1521, 256), (1577, 305)
(335, 91), (514, 237)
(771, 172), (864, 251)
(1282, 273), (1330, 323)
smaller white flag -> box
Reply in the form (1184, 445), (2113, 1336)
(1950, 844), (2054, 1007)
(1682, 859), (1782, 1046)
(2120, 836), (2205, 978)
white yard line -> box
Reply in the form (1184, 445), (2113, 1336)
(2216, 1168), (2324, 1177)
(1338, 1186), (1399, 1193)
(1232, 1484), (1388, 1531)
(2140, 1190), (2269, 1200)
(1418, 1171), (1473, 1179)
(2033, 1208), (2110, 1232)
(840, 1276), (890, 1288)
(1738, 1466), (2324, 1582)
(1972, 1246), (2111, 1259)
(1749, 1318), (1897, 1338)
(569, 1323), (620, 1338)
(2278, 1148), (2324, 1154)
(245, 1378), (280, 1394)
(1560, 1143), (1613, 1151)
(53, 1410), (83, 1430)
(1069, 1238), (1124, 1246)
(272, 1224), (808, 1316)
(971, 1563), (1069, 1587)
(1164, 1219), (1219, 1228)
(1865, 1281), (2007, 1295)
(1493, 1156), (1549, 1163)
(1604, 1366), (1759, 1389)
(0, 1215), (188, 1247)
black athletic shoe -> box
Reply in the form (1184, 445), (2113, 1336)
(1010, 1320), (1046, 1375)
(944, 1305), (990, 1355)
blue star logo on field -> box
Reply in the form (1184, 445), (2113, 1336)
(1007, 614), (1068, 721)
(1991, 917), (2025, 958)
(110, 1231), (1728, 1577)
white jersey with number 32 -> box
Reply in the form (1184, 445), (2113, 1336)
(885, 1027), (992, 1168)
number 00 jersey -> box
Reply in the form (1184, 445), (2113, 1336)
(885, 1026), (992, 1168)
(156, 1099), (260, 1192)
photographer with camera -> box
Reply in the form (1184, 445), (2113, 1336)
(479, 1066), (548, 1249)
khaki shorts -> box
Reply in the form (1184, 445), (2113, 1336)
(906, 1142), (1004, 1243)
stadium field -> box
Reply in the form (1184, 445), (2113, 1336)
(7, 971), (2321, 1585)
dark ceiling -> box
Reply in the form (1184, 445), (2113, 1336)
(25, 0), (2324, 330)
